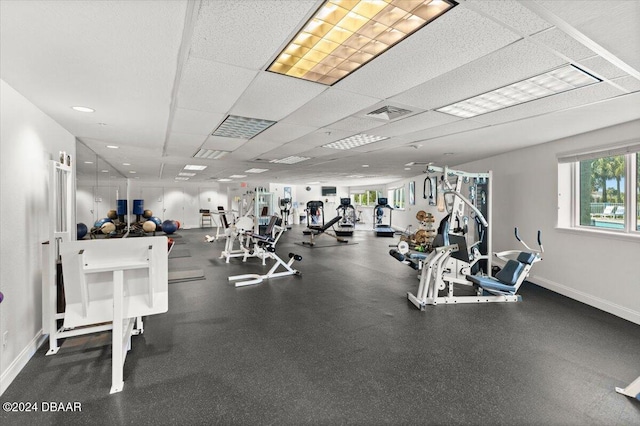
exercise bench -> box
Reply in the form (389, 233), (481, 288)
(302, 215), (348, 246)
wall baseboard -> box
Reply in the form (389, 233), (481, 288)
(531, 275), (640, 325)
(0, 331), (47, 396)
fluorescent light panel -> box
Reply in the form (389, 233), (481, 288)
(212, 115), (276, 139)
(194, 149), (230, 160)
(270, 156), (311, 164)
(229, 175), (247, 178)
(184, 164), (207, 171)
(179, 172), (196, 177)
(322, 133), (388, 150)
(436, 65), (601, 118)
(175, 177), (190, 181)
(267, 0), (457, 85)
(245, 168), (269, 173)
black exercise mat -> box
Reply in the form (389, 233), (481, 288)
(168, 268), (205, 284)
(168, 249), (191, 259)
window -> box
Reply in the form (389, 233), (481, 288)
(389, 187), (405, 210)
(353, 190), (379, 206)
(560, 144), (639, 235)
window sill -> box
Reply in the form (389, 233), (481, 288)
(555, 226), (640, 243)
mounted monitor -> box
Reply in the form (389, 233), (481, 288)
(321, 186), (337, 196)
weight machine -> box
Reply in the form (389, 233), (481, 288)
(228, 216), (302, 287)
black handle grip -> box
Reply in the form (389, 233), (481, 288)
(514, 227), (521, 242)
(537, 230), (542, 246)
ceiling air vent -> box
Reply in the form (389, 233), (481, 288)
(366, 105), (413, 121)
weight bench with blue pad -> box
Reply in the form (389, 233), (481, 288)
(466, 252), (536, 295)
(303, 215), (348, 246)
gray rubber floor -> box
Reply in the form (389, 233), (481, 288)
(1, 226), (639, 425)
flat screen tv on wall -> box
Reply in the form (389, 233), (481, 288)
(321, 186), (337, 196)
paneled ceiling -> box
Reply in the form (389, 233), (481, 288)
(1, 0), (639, 187)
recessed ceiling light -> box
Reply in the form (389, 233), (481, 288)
(175, 177), (189, 181)
(71, 106), (95, 113)
(267, 0), (457, 85)
(212, 115), (276, 139)
(122, 163), (131, 166)
(362, 164), (370, 167)
(404, 167), (411, 170)
(184, 165), (207, 171)
(270, 156), (311, 164)
(322, 133), (388, 150)
(218, 178), (232, 182)
(436, 64), (601, 118)
(179, 172), (196, 177)
(404, 162), (415, 166)
(193, 149), (230, 160)
(346, 175), (364, 178)
(101, 170), (109, 173)
(84, 161), (94, 164)
(229, 175), (247, 178)
(106, 145), (119, 149)
(244, 168), (269, 173)
(129, 171), (136, 174)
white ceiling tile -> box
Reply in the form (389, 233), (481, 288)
(326, 117), (384, 133)
(391, 39), (567, 111)
(402, 120), (489, 143)
(470, 83), (625, 125)
(202, 135), (249, 151)
(282, 88), (381, 128)
(166, 132), (208, 157)
(610, 76), (640, 93)
(189, 0), (317, 70)
(530, 27), (597, 61)
(533, 1), (632, 27)
(464, 0), (553, 36)
(575, 1), (640, 72)
(579, 56), (628, 80)
(172, 108), (225, 135)
(251, 122), (318, 144)
(230, 140), (283, 161)
(230, 71), (327, 121)
(335, 6), (521, 99)
(177, 56), (258, 113)
(373, 111), (466, 138)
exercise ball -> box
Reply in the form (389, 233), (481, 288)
(107, 209), (118, 220)
(143, 209), (153, 219)
(94, 218), (113, 228)
(142, 221), (156, 233)
(77, 223), (88, 239)
(0, 291), (4, 304)
(101, 222), (116, 234)
(162, 220), (178, 235)
(148, 216), (162, 226)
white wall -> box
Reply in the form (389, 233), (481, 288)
(0, 80), (76, 395)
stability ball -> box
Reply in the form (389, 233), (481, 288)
(101, 222), (116, 234)
(77, 223), (88, 239)
(162, 220), (178, 235)
(148, 216), (162, 226)
(142, 220), (156, 233)
(94, 218), (113, 228)
(143, 209), (153, 219)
